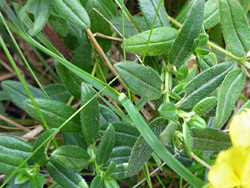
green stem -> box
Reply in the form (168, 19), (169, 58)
(142, 0), (163, 64)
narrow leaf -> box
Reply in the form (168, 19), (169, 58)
(100, 122), (140, 147)
(47, 158), (88, 188)
(124, 27), (178, 56)
(215, 69), (246, 128)
(33, 129), (56, 165)
(99, 104), (120, 126)
(52, 0), (90, 30)
(192, 96), (217, 116)
(90, 175), (103, 188)
(138, 0), (169, 28)
(179, 61), (234, 111)
(203, 0), (219, 29)
(81, 82), (99, 144)
(2, 80), (45, 110)
(191, 127), (232, 151)
(169, 0), (205, 68)
(51, 145), (90, 172)
(220, 0), (250, 57)
(44, 84), (70, 102)
(56, 63), (83, 99)
(119, 93), (205, 187)
(114, 62), (162, 100)
(0, 152), (27, 175)
(96, 124), (115, 166)
(25, 99), (81, 132)
(128, 118), (167, 176)
(0, 135), (32, 159)
(108, 146), (132, 165)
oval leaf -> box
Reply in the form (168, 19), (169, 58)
(0, 135), (32, 159)
(124, 27), (178, 56)
(81, 82), (99, 144)
(179, 61), (235, 111)
(96, 124), (115, 166)
(220, 0), (250, 57)
(128, 118), (167, 176)
(99, 104), (120, 126)
(44, 84), (70, 102)
(138, 0), (169, 28)
(30, 173), (46, 188)
(215, 69), (246, 128)
(51, 145), (90, 172)
(169, 0), (205, 68)
(90, 175), (103, 188)
(108, 146), (132, 165)
(25, 99), (81, 132)
(52, 0), (90, 30)
(47, 158), (88, 188)
(114, 62), (162, 100)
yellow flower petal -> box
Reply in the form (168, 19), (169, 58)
(229, 109), (250, 147)
(208, 147), (250, 188)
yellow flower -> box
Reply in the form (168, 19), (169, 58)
(208, 109), (250, 188)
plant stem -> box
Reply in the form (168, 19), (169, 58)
(167, 15), (250, 68)
(85, 29), (127, 89)
(142, 0), (163, 64)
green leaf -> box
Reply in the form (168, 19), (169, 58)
(25, 99), (81, 132)
(110, 16), (148, 37)
(119, 93), (205, 187)
(203, 0), (220, 29)
(183, 123), (191, 153)
(90, 175), (103, 188)
(169, 0), (205, 68)
(138, 0), (169, 28)
(0, 135), (32, 159)
(0, 91), (10, 101)
(85, 0), (112, 52)
(71, 40), (92, 73)
(110, 163), (129, 180)
(52, 0), (90, 30)
(196, 54), (215, 70)
(104, 178), (119, 188)
(99, 104), (120, 125)
(15, 170), (31, 185)
(215, 69), (246, 128)
(192, 96), (217, 116)
(49, 16), (68, 37)
(27, 0), (51, 36)
(188, 115), (206, 129)
(124, 27), (178, 56)
(158, 102), (177, 120)
(47, 158), (88, 188)
(160, 121), (177, 145)
(96, 124), (115, 166)
(108, 146), (131, 165)
(63, 132), (87, 150)
(56, 63), (83, 99)
(104, 161), (116, 178)
(179, 61), (235, 111)
(33, 129), (55, 165)
(51, 145), (90, 172)
(177, 64), (188, 80)
(0, 152), (27, 175)
(240, 0), (250, 14)
(2, 80), (45, 110)
(81, 82), (99, 144)
(128, 118), (167, 176)
(220, 0), (250, 57)
(30, 173), (46, 188)
(100, 122), (140, 147)
(191, 127), (232, 151)
(114, 62), (162, 100)
(44, 84), (70, 102)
